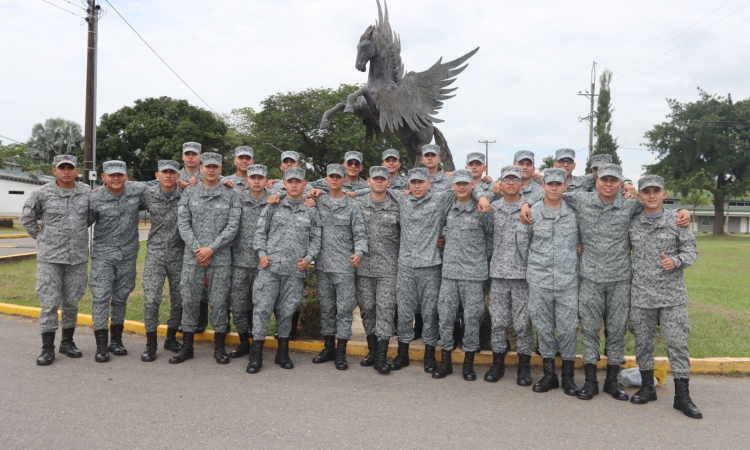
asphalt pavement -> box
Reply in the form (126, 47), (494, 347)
(1, 315), (748, 449)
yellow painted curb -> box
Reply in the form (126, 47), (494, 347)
(0, 234), (31, 239)
(0, 252), (37, 264)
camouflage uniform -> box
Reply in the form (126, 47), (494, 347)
(223, 174), (249, 192)
(629, 208), (698, 379)
(21, 180), (91, 333)
(310, 176), (369, 194)
(426, 169), (452, 192)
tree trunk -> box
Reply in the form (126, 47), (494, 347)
(713, 191), (725, 234)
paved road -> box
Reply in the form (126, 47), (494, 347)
(0, 230), (150, 257)
(1, 316), (748, 449)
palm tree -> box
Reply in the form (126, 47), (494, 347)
(26, 118), (84, 164)
(680, 190), (713, 229)
(537, 155), (555, 172)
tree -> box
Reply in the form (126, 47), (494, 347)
(644, 89), (750, 234)
(679, 189), (713, 227)
(0, 141), (50, 177)
(537, 155), (555, 172)
(96, 97), (228, 180)
(586, 69), (621, 173)
(26, 118), (84, 165)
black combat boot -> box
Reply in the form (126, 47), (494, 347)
(94, 329), (110, 363)
(164, 327), (182, 353)
(517, 353), (532, 386)
(413, 313), (423, 340)
(484, 352), (506, 382)
(432, 349), (453, 379)
(214, 332), (230, 364)
(196, 302), (208, 334)
(389, 341), (410, 370)
(603, 364), (629, 401)
(59, 327), (82, 358)
(673, 378), (702, 419)
(631, 370), (657, 404)
(423, 345), (437, 373)
(577, 363), (599, 400)
(36, 332), (56, 366)
(361, 335), (378, 366)
(246, 339), (264, 374)
(533, 358), (560, 392)
(108, 324), (128, 355)
(463, 351), (477, 381)
(141, 331), (158, 362)
(561, 360), (579, 396)
(229, 332), (251, 358)
(290, 311), (300, 341)
(313, 335), (336, 364)
(335, 339), (349, 370)
(374, 339), (391, 374)
(169, 332), (194, 364)
(275, 338), (294, 369)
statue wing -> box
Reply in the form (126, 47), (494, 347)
(377, 47), (479, 133)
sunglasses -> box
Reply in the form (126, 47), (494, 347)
(502, 177), (520, 184)
(557, 159), (575, 165)
(346, 160), (362, 167)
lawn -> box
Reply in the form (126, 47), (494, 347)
(0, 223), (28, 235)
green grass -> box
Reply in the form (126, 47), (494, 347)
(0, 223), (28, 235)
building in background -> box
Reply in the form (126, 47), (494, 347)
(0, 169), (54, 217)
(664, 194), (750, 234)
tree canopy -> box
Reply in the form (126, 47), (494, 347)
(587, 69), (621, 172)
(26, 118), (84, 165)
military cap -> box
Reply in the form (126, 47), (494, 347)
(103, 160), (127, 175)
(466, 152), (485, 165)
(514, 150), (535, 164)
(452, 169), (473, 183)
(182, 142), (201, 154)
(344, 151), (363, 163)
(158, 160), (179, 172)
(638, 174), (664, 190)
(53, 154), (77, 168)
(422, 144), (440, 156)
(284, 167), (305, 181)
(235, 146), (254, 158)
(407, 167), (429, 182)
(201, 152), (223, 167)
(597, 163), (623, 180)
(555, 148), (576, 161)
(382, 149), (401, 160)
(281, 151), (300, 162)
(327, 163), (346, 177)
(247, 164), (267, 177)
(369, 166), (389, 179)
(590, 154), (612, 169)
(500, 165), (522, 179)
(543, 168), (567, 184)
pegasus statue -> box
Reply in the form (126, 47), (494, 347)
(320, 0), (479, 170)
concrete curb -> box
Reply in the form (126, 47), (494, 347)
(0, 234), (31, 239)
(2, 302), (749, 374)
(0, 252), (37, 264)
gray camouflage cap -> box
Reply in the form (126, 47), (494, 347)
(235, 146), (254, 158)
(382, 149), (400, 160)
(201, 152), (223, 167)
(344, 151), (363, 163)
(466, 152), (485, 165)
(452, 169), (473, 183)
(247, 164), (267, 177)
(555, 148), (576, 161)
(103, 160), (127, 175)
(500, 165), (522, 179)
(407, 167), (429, 182)
(597, 163), (623, 180)
(369, 166), (389, 179)
(514, 150), (535, 164)
(53, 154), (77, 168)
(327, 163), (346, 177)
(638, 174), (664, 190)
(590, 154), (612, 169)
(422, 144), (440, 156)
(284, 167), (305, 181)
(182, 142), (201, 154)
(543, 168), (567, 184)
(281, 151), (300, 162)
(158, 160), (179, 172)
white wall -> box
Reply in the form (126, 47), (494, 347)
(0, 178), (46, 216)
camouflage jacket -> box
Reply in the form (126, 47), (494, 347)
(224, 174), (249, 192)
(141, 185), (184, 261)
(489, 198), (527, 280)
(427, 169), (452, 192)
(441, 199), (494, 281)
(310, 176), (369, 194)
(231, 189), (269, 269)
(88, 181), (148, 261)
(354, 194), (400, 278)
(313, 194), (368, 274)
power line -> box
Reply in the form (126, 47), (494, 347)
(58, 0), (87, 11)
(40, 0), (86, 19)
(104, 0), (216, 113)
(503, 95), (578, 140)
(0, 99), (49, 118)
(0, 134), (25, 144)
(599, 61), (750, 89)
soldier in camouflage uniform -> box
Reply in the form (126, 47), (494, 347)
(88, 160), (149, 362)
(227, 164), (270, 359)
(309, 151), (369, 194)
(307, 164), (369, 371)
(550, 148), (590, 193)
(247, 167), (321, 374)
(354, 166), (401, 374)
(177, 142), (203, 189)
(22, 155), (90, 365)
(170, 152), (241, 365)
(490, 150), (544, 204)
(421, 144), (452, 192)
(222, 146), (254, 191)
(517, 168), (580, 395)
(140, 160), (186, 362)
(432, 170), (493, 381)
(628, 175), (702, 419)
(382, 148), (408, 191)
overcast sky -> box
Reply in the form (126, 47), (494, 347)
(3, 0), (750, 182)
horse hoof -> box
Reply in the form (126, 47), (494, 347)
(320, 120), (331, 130)
(343, 106), (355, 114)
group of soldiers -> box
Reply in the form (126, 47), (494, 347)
(21, 141), (702, 419)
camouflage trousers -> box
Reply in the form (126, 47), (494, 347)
(230, 266), (257, 334)
(438, 279), (485, 352)
(317, 270), (356, 340)
(356, 275), (396, 340)
(396, 264), (442, 346)
(142, 254), (183, 333)
(529, 285), (579, 360)
(180, 264), (231, 334)
(90, 257), (138, 331)
(579, 278), (631, 366)
(489, 278), (532, 355)
(630, 305), (691, 379)
(252, 269), (304, 341)
(36, 261), (88, 334)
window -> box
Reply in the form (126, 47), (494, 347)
(8, 191), (24, 195)
(700, 216), (710, 226)
(729, 201), (750, 207)
(663, 200), (675, 205)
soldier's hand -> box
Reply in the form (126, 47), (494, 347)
(307, 189), (322, 199)
(577, 243), (583, 255)
(445, 172), (453, 177)
(622, 182), (636, 198)
(92, 185), (102, 193)
(482, 175), (493, 184)
(350, 254), (361, 268)
(189, 174), (199, 186)
(304, 198), (317, 207)
(198, 257), (212, 267)
(177, 180), (189, 190)
(402, 190), (411, 196)
(676, 209), (692, 227)
(222, 179), (235, 189)
(660, 252), (675, 271)
(436, 235), (445, 249)
(347, 191), (356, 198)
(492, 181), (501, 196)
(37, 221), (43, 231)
(478, 196), (491, 213)
(297, 258), (309, 271)
(195, 247), (214, 263)
(267, 194), (280, 204)
(520, 203), (532, 225)
(260, 256), (271, 268)
(531, 171), (543, 180)
(266, 179), (277, 189)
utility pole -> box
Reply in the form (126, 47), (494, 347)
(478, 140), (496, 175)
(83, 0), (101, 184)
(578, 61), (598, 160)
